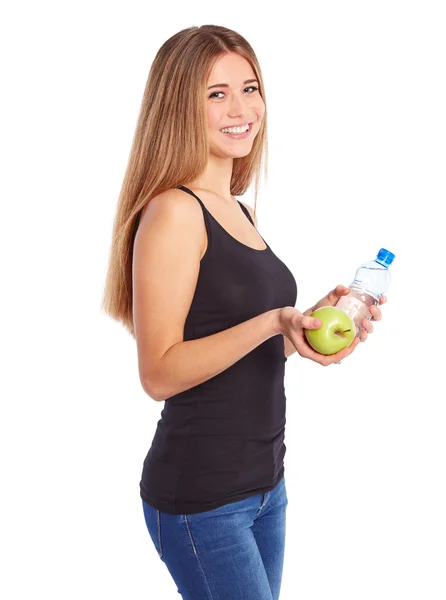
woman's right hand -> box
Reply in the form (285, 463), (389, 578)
(278, 306), (360, 366)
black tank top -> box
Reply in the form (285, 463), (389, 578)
(139, 186), (298, 514)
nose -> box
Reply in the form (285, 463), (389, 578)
(227, 91), (249, 117)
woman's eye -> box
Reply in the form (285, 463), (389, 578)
(209, 86), (258, 99)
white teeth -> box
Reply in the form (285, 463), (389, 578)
(220, 123), (250, 134)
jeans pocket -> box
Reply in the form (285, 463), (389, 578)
(142, 500), (163, 559)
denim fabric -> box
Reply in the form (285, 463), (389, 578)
(142, 477), (288, 600)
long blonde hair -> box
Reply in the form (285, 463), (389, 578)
(100, 24), (269, 338)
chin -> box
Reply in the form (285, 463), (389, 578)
(212, 144), (254, 159)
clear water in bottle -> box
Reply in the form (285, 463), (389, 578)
(335, 248), (395, 336)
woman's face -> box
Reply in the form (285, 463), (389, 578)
(205, 52), (265, 158)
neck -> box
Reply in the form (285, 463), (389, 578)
(183, 154), (234, 204)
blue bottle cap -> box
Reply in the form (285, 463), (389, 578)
(376, 248), (395, 267)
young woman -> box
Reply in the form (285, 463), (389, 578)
(101, 24), (386, 600)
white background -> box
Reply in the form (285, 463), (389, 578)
(2, 1), (445, 599)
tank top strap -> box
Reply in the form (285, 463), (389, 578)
(175, 185), (213, 227)
(237, 201), (255, 226)
(176, 185), (209, 212)
(176, 185), (214, 254)
(176, 185), (253, 226)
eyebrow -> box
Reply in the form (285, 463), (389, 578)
(207, 79), (258, 90)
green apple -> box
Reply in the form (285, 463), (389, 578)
(304, 306), (356, 355)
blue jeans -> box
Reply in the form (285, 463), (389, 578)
(142, 477), (288, 600)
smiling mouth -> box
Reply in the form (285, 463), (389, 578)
(219, 122), (254, 137)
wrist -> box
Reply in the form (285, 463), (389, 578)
(275, 306), (297, 336)
(270, 307), (281, 336)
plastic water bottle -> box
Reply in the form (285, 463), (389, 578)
(335, 248), (395, 335)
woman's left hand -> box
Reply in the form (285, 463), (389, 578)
(304, 284), (387, 343)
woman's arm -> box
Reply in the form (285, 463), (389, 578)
(134, 191), (285, 402)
